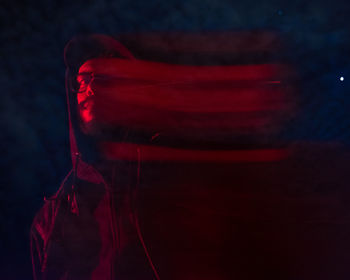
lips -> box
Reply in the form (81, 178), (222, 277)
(79, 97), (95, 123)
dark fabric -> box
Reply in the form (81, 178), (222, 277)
(30, 162), (156, 280)
(31, 144), (350, 280)
(30, 33), (350, 280)
(30, 34), (156, 280)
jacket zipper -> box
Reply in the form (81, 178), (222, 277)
(88, 162), (118, 280)
(108, 188), (118, 280)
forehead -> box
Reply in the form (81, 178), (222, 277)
(78, 58), (127, 75)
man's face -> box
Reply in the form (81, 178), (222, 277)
(76, 73), (98, 135)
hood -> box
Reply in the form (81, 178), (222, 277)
(63, 32), (293, 182)
(64, 34), (136, 183)
(60, 32), (295, 280)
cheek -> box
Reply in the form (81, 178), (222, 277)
(77, 91), (88, 105)
(78, 94), (95, 124)
(77, 100), (99, 136)
(80, 102), (94, 123)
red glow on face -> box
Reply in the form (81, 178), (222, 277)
(77, 74), (95, 124)
(77, 58), (294, 137)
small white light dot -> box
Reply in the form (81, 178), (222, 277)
(340, 76), (344, 81)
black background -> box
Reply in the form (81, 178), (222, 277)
(1, 0), (350, 279)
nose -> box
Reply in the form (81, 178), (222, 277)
(86, 87), (95, 97)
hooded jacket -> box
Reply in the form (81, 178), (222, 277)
(29, 32), (294, 280)
(30, 33), (350, 280)
(30, 34), (159, 280)
(29, 31), (289, 280)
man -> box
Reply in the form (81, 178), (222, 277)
(30, 34), (158, 280)
(31, 33), (350, 280)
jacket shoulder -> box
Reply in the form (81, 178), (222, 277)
(31, 170), (74, 240)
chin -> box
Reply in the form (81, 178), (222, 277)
(79, 118), (100, 136)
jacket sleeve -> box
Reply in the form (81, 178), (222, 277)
(30, 197), (68, 280)
(30, 170), (74, 280)
(30, 214), (45, 280)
